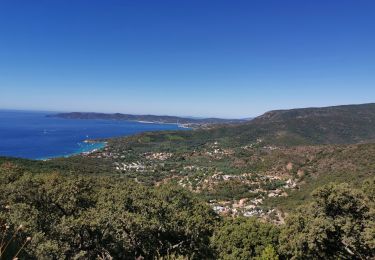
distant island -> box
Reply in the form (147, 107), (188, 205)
(49, 112), (249, 128)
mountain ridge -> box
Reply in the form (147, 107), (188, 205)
(204, 102), (375, 146)
(253, 103), (375, 122)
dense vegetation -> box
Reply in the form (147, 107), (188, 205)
(0, 162), (374, 259)
(0, 163), (217, 259)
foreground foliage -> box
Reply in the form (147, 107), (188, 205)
(0, 164), (217, 259)
(280, 183), (375, 259)
(211, 217), (280, 259)
(0, 162), (374, 259)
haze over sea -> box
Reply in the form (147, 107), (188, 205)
(0, 110), (182, 160)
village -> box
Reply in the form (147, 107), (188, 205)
(84, 138), (302, 223)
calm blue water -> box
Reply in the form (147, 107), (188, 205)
(0, 110), (183, 160)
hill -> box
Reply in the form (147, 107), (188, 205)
(204, 103), (375, 146)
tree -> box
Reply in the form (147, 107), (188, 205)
(0, 167), (218, 259)
(210, 217), (280, 259)
(362, 177), (375, 203)
(279, 183), (375, 259)
(256, 245), (279, 260)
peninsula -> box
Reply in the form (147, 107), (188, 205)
(50, 112), (249, 128)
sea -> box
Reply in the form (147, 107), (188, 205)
(0, 110), (184, 160)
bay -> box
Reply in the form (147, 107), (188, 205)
(0, 110), (183, 160)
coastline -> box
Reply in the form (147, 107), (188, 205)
(137, 121), (191, 129)
(38, 141), (107, 161)
(50, 114), (199, 129)
(0, 110), (188, 161)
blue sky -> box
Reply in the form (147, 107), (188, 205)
(0, 0), (374, 118)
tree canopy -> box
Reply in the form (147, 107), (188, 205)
(1, 163), (374, 259)
(280, 183), (375, 259)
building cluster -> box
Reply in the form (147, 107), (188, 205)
(144, 152), (173, 161)
(114, 161), (149, 172)
(207, 175), (298, 222)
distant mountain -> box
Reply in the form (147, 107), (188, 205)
(50, 112), (247, 127)
(253, 103), (375, 123)
(50, 103), (375, 145)
(207, 103), (375, 146)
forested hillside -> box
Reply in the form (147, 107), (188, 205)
(204, 103), (375, 146)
